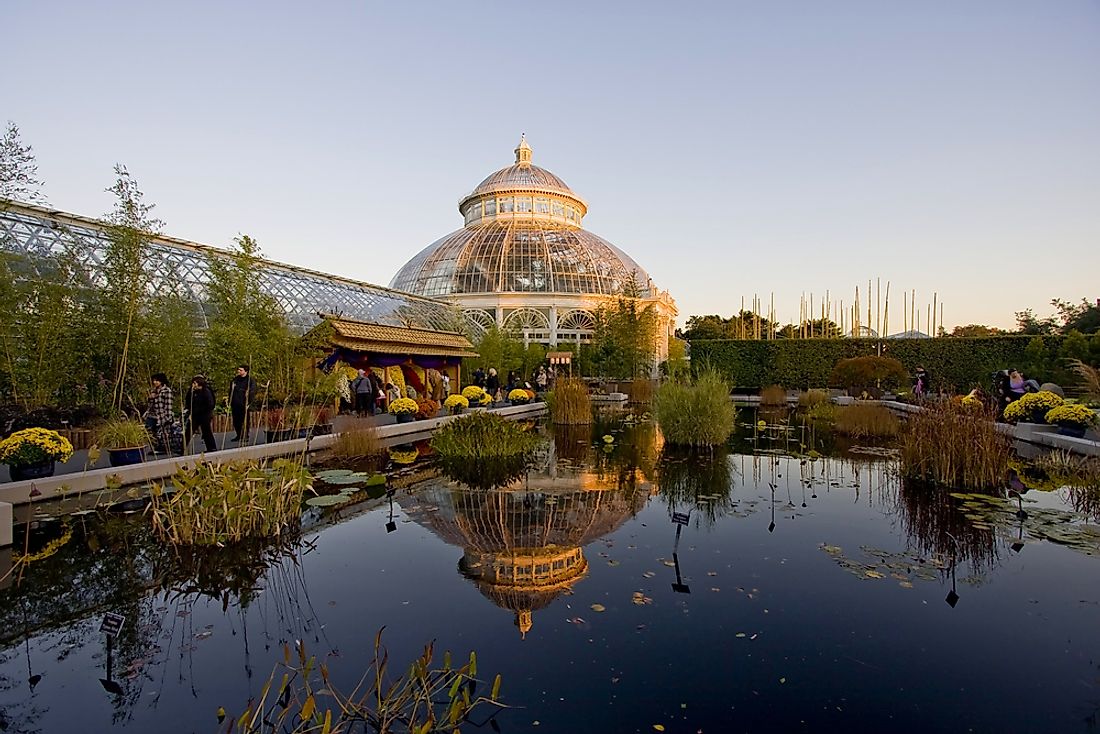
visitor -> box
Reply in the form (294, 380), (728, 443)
(1007, 368), (1040, 399)
(441, 372), (450, 396)
(506, 370), (518, 392)
(473, 367), (486, 388)
(186, 375), (217, 453)
(352, 369), (374, 416)
(386, 382), (401, 407)
(913, 366), (931, 399)
(486, 368), (500, 403)
(535, 366), (548, 393)
(369, 370), (385, 414)
(144, 372), (180, 454)
(229, 365), (257, 443)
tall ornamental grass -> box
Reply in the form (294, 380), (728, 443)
(899, 403), (1011, 490)
(149, 458), (312, 545)
(653, 371), (736, 448)
(833, 403), (901, 438)
(759, 384), (787, 406)
(547, 378), (592, 425)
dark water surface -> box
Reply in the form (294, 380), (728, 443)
(1, 417), (1099, 733)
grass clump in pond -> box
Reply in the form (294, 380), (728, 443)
(798, 389), (830, 408)
(833, 403), (900, 438)
(547, 378), (592, 425)
(653, 370), (736, 448)
(760, 384), (787, 406)
(431, 411), (540, 462)
(900, 402), (1011, 490)
(241, 635), (505, 734)
(149, 458), (312, 545)
(329, 424), (385, 469)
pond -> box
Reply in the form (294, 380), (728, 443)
(1, 411), (1099, 733)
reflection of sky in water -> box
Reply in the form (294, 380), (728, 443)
(1, 446), (1099, 733)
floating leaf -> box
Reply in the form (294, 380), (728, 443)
(590, 603), (606, 612)
(305, 495), (351, 507)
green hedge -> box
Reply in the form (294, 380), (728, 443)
(690, 336), (1067, 392)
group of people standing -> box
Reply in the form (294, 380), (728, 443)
(144, 365), (257, 455)
(470, 364), (552, 402)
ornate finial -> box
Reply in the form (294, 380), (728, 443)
(515, 609), (533, 639)
(514, 134), (532, 165)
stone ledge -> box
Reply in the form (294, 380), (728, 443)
(0, 402), (547, 508)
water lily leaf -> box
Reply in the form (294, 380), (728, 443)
(305, 495), (351, 507)
(590, 603), (606, 613)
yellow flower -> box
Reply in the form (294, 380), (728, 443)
(0, 428), (75, 465)
(388, 398), (419, 415)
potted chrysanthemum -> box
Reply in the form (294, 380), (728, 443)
(508, 388), (531, 406)
(388, 397), (419, 423)
(444, 394), (469, 415)
(0, 427), (75, 480)
(1044, 403), (1098, 438)
(461, 385), (490, 408)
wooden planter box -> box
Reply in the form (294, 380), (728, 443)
(59, 428), (93, 451)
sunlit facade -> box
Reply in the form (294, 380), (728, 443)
(390, 137), (677, 360)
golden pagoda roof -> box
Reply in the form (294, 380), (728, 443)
(317, 313), (478, 358)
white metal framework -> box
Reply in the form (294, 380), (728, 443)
(0, 201), (462, 334)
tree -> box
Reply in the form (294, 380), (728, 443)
(1015, 309), (1057, 336)
(204, 234), (291, 398)
(92, 165), (163, 412)
(950, 324), (1004, 337)
(592, 282), (658, 379)
(0, 121), (45, 204)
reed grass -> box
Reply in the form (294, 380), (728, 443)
(759, 384), (787, 407)
(240, 635), (505, 733)
(1068, 359), (1100, 405)
(805, 401), (838, 422)
(149, 458), (312, 545)
(833, 403), (901, 438)
(798, 389), (830, 408)
(330, 424), (384, 466)
(627, 379), (655, 404)
(653, 370), (736, 448)
(548, 378), (592, 425)
(899, 402), (1011, 490)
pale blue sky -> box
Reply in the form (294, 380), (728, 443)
(7, 0), (1099, 330)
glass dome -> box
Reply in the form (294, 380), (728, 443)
(391, 136), (652, 298)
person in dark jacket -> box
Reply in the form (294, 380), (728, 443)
(186, 375), (217, 453)
(473, 367), (486, 388)
(351, 369), (375, 416)
(229, 365), (257, 442)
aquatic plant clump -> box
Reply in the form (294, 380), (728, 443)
(547, 377), (592, 425)
(329, 425), (384, 467)
(149, 458), (313, 545)
(899, 402), (1012, 490)
(833, 403), (901, 439)
(240, 635), (505, 733)
(653, 370), (736, 448)
(759, 385), (787, 407)
(431, 411), (540, 462)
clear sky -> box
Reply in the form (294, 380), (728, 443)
(7, 0), (1099, 330)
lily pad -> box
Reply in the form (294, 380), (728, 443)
(305, 495), (352, 507)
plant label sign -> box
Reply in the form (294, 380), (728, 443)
(672, 512), (690, 526)
(100, 612), (125, 639)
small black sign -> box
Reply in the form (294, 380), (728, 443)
(100, 612), (125, 638)
(672, 512), (690, 526)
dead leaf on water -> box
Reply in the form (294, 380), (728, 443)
(590, 604), (606, 613)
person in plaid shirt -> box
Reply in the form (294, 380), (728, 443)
(144, 373), (178, 453)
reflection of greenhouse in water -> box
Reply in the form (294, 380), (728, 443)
(402, 473), (648, 638)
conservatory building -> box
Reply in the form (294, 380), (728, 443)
(390, 136), (677, 361)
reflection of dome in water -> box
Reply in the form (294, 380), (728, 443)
(401, 484), (646, 638)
